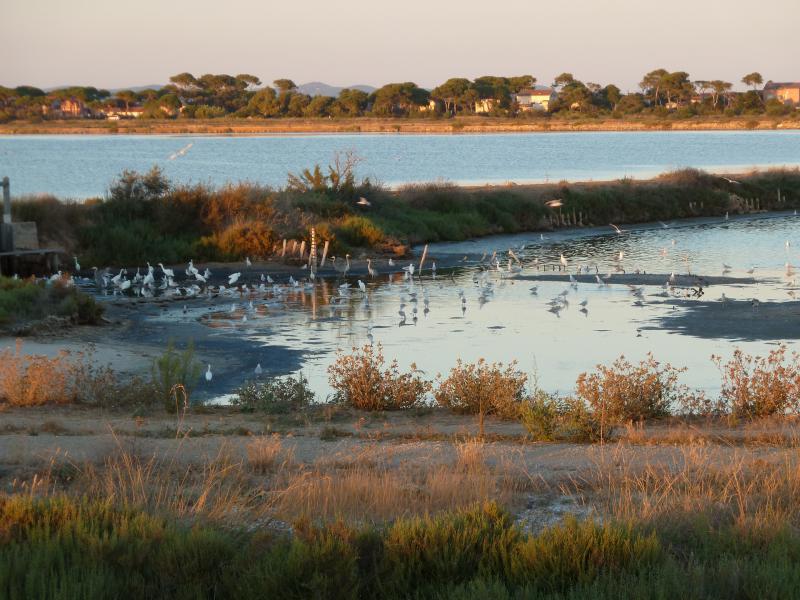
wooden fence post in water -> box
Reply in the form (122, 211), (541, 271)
(299, 240), (306, 259)
(309, 228), (317, 279)
(281, 239), (287, 257)
(320, 240), (329, 267)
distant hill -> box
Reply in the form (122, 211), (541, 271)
(42, 84), (164, 93)
(296, 82), (376, 97)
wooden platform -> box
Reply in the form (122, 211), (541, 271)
(0, 249), (60, 276)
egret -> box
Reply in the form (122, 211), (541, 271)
(367, 259), (377, 279)
(205, 365), (213, 382)
(358, 280), (366, 293)
(356, 197), (371, 207)
(229, 272), (241, 285)
(73, 256), (81, 272)
(158, 263), (174, 279)
(245, 257), (252, 267)
(609, 224), (625, 234)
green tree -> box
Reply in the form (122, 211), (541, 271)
(639, 68), (669, 106)
(370, 82), (429, 116)
(247, 87), (280, 117)
(742, 72), (763, 91)
(304, 95), (335, 117)
(116, 90), (138, 112)
(553, 73), (575, 89)
(709, 80), (732, 109)
(273, 79), (297, 93)
(431, 78), (471, 114)
(332, 89), (369, 117)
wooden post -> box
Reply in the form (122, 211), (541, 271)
(299, 240), (306, 258)
(2, 177), (9, 225)
(281, 239), (287, 257)
(320, 240), (329, 267)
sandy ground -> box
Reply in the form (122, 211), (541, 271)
(2, 407), (798, 477)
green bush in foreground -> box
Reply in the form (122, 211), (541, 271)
(4, 496), (800, 599)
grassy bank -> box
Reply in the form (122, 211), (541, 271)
(3, 489), (800, 598)
(12, 166), (800, 268)
(2, 114), (800, 135)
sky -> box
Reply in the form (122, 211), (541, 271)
(5, 0), (798, 92)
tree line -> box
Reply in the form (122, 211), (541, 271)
(0, 69), (794, 123)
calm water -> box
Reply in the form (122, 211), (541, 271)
(140, 213), (800, 400)
(2, 130), (800, 198)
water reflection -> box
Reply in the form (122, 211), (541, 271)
(104, 212), (800, 399)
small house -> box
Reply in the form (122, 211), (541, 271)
(512, 87), (557, 112)
(763, 82), (800, 105)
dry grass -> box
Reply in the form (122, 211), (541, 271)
(0, 340), (77, 406)
(565, 441), (800, 531)
(246, 434), (294, 473)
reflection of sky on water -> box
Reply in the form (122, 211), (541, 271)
(202, 213), (800, 398)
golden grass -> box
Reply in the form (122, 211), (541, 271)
(0, 340), (77, 406)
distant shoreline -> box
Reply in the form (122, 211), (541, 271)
(2, 115), (800, 136)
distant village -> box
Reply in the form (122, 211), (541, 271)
(1, 71), (798, 122)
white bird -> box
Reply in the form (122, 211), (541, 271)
(610, 223), (625, 235)
(245, 257), (252, 267)
(255, 363), (263, 376)
(720, 176), (740, 185)
(358, 280), (366, 293)
(73, 256), (81, 272)
(560, 254), (568, 268)
(205, 365), (213, 382)
(356, 197), (371, 207)
(659, 221), (669, 229)
(228, 272), (241, 285)
(388, 258), (395, 267)
(158, 263), (174, 279)
(367, 259), (377, 279)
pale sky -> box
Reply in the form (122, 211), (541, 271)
(5, 0), (798, 92)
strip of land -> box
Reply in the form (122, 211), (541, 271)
(2, 115), (800, 135)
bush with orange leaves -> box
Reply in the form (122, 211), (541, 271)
(0, 340), (78, 406)
(328, 343), (430, 410)
(575, 354), (684, 426)
(713, 345), (800, 420)
(435, 359), (528, 438)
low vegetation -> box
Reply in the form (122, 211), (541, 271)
(0, 275), (103, 327)
(435, 359), (528, 437)
(233, 373), (315, 413)
(12, 166), (800, 267)
(328, 343), (430, 410)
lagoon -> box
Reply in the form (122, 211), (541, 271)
(2, 130), (800, 198)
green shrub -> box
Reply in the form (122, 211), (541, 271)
(151, 340), (202, 411)
(233, 373), (314, 413)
